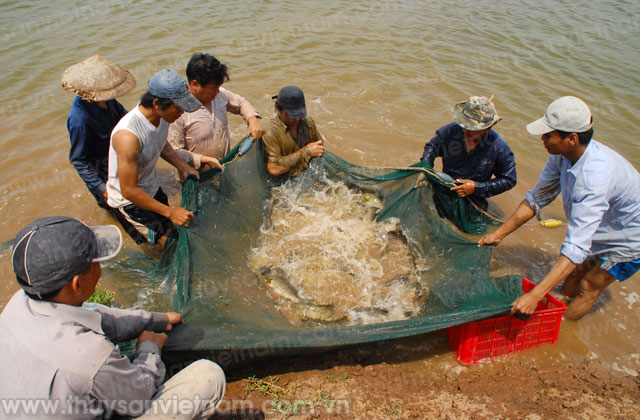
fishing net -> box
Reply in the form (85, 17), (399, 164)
(151, 138), (523, 367)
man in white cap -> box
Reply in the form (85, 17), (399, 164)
(0, 216), (227, 419)
(419, 96), (517, 209)
(262, 85), (325, 177)
(62, 55), (147, 244)
(107, 69), (221, 248)
(479, 96), (640, 320)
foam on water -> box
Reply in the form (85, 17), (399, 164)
(248, 177), (429, 325)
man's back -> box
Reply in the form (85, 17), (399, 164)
(0, 291), (114, 419)
(67, 97), (127, 193)
(566, 140), (640, 260)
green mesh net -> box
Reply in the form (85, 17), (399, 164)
(149, 138), (522, 368)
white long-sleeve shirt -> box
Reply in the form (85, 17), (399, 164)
(526, 140), (640, 264)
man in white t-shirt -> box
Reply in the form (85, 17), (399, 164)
(107, 69), (222, 248)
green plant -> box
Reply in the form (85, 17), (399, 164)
(271, 397), (309, 415)
(312, 389), (331, 405)
(326, 373), (349, 383)
(87, 284), (116, 306)
(244, 376), (299, 399)
(244, 376), (308, 415)
(385, 401), (406, 420)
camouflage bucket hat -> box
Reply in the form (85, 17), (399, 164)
(452, 96), (501, 131)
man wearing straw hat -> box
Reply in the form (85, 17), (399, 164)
(418, 96), (517, 209)
(0, 216), (229, 419)
(106, 69), (217, 248)
(62, 55), (146, 243)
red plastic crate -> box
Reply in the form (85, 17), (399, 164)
(447, 278), (567, 366)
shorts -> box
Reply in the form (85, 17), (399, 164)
(116, 188), (173, 244)
(91, 190), (147, 244)
(600, 258), (640, 282)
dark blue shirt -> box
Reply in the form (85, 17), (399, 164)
(67, 97), (127, 197)
(421, 122), (517, 201)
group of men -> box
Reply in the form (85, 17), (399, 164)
(421, 94), (639, 321)
(65, 53), (324, 249)
(0, 51), (638, 419)
(423, 95), (639, 321)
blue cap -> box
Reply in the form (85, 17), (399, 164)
(147, 69), (202, 112)
(272, 85), (307, 119)
(11, 217), (122, 297)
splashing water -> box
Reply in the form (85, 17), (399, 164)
(248, 178), (430, 325)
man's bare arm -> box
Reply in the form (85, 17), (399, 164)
(113, 131), (193, 226)
(160, 142), (200, 180)
(478, 200), (535, 247)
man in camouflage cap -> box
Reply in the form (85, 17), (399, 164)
(418, 96), (517, 209)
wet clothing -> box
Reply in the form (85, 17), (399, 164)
(421, 122), (517, 206)
(526, 140), (640, 265)
(601, 258), (640, 281)
(67, 97), (145, 243)
(67, 97), (127, 201)
(107, 105), (168, 209)
(117, 188), (172, 244)
(262, 115), (322, 176)
(105, 105), (172, 244)
(168, 87), (260, 167)
(0, 290), (225, 419)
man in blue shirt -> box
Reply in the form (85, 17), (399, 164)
(419, 96), (517, 209)
(479, 96), (640, 320)
(63, 55), (145, 243)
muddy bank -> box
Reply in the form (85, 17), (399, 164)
(218, 331), (640, 419)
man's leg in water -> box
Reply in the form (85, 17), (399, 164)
(561, 258), (598, 298)
(564, 263), (616, 320)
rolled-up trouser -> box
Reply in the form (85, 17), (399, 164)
(134, 360), (226, 420)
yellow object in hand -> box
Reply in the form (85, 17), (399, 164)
(540, 219), (563, 228)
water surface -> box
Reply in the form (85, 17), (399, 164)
(0, 0), (638, 373)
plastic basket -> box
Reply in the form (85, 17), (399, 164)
(447, 278), (567, 366)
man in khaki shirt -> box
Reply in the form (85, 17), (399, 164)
(262, 85), (325, 177)
(168, 53), (263, 171)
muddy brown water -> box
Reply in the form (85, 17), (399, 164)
(0, 0), (638, 375)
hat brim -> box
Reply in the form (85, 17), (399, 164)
(91, 225), (122, 262)
(452, 102), (499, 131)
(172, 93), (202, 113)
(284, 106), (307, 119)
(61, 54), (137, 102)
(526, 117), (554, 135)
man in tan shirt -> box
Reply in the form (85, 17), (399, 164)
(262, 85), (325, 177)
(168, 53), (263, 171)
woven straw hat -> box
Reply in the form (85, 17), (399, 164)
(61, 54), (136, 101)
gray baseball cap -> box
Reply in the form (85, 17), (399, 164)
(148, 69), (202, 112)
(11, 217), (122, 297)
(272, 85), (307, 119)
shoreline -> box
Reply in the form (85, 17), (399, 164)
(220, 332), (640, 419)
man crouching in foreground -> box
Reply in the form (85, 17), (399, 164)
(0, 216), (225, 419)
